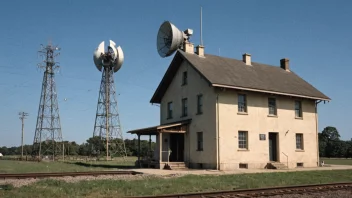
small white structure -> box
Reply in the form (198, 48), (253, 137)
(0, 153), (3, 157)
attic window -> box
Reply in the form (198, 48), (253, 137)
(182, 71), (188, 85)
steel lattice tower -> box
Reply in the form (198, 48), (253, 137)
(93, 41), (127, 159)
(32, 43), (63, 161)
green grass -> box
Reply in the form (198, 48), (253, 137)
(1, 169), (352, 198)
(321, 158), (352, 165)
(0, 157), (137, 174)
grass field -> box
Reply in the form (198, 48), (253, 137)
(1, 169), (352, 197)
(0, 157), (137, 174)
(1, 157), (352, 197)
(321, 158), (352, 165)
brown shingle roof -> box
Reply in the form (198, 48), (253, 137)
(150, 50), (330, 103)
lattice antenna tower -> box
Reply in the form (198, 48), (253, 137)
(32, 42), (63, 161)
(92, 40), (127, 160)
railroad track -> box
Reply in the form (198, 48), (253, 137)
(0, 170), (142, 179)
(126, 182), (352, 198)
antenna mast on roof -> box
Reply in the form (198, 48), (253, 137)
(200, 6), (203, 46)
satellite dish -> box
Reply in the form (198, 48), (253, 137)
(113, 45), (124, 72)
(109, 40), (124, 72)
(109, 40), (118, 60)
(156, 21), (193, 58)
(93, 40), (124, 72)
(93, 41), (105, 71)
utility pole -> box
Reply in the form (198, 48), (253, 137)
(19, 112), (29, 159)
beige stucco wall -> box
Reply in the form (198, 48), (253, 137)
(217, 89), (318, 170)
(159, 60), (217, 169)
(154, 55), (319, 170)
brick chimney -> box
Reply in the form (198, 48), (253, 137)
(183, 41), (194, 54)
(242, 53), (251, 65)
(195, 45), (204, 57)
(280, 58), (290, 71)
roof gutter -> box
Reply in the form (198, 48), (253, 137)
(212, 84), (331, 101)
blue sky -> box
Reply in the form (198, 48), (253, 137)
(0, 0), (351, 147)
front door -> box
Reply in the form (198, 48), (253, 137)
(269, 133), (277, 161)
(169, 133), (184, 162)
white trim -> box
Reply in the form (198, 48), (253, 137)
(157, 123), (184, 130)
(212, 84), (330, 101)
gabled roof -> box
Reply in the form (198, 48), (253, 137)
(150, 50), (331, 104)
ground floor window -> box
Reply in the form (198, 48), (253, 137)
(238, 131), (248, 149)
(296, 133), (304, 150)
(197, 132), (203, 151)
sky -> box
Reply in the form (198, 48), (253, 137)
(0, 0), (351, 147)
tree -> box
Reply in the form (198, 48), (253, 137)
(321, 126), (341, 158)
(318, 133), (327, 157)
(346, 141), (352, 158)
(321, 126), (340, 142)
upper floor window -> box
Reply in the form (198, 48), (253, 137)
(167, 102), (173, 119)
(182, 98), (188, 117)
(182, 71), (188, 85)
(197, 132), (203, 151)
(238, 94), (247, 113)
(295, 101), (302, 118)
(238, 131), (248, 149)
(197, 94), (203, 114)
(268, 98), (277, 115)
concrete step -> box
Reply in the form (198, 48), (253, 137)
(267, 162), (288, 169)
(164, 162), (187, 170)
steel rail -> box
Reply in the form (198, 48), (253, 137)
(0, 170), (142, 179)
(125, 182), (352, 198)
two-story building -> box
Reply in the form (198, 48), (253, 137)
(128, 42), (330, 170)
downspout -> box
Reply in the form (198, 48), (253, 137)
(216, 94), (220, 170)
(315, 100), (322, 167)
(188, 124), (191, 168)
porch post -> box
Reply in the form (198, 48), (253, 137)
(138, 134), (141, 168)
(159, 132), (162, 165)
(149, 135), (152, 158)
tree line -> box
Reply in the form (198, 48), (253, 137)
(0, 136), (156, 158)
(319, 126), (352, 158)
(1, 127), (351, 159)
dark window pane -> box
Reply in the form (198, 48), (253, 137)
(238, 131), (247, 149)
(238, 94), (247, 112)
(268, 98), (277, 115)
(197, 95), (203, 114)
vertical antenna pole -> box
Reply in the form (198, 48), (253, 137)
(200, 6), (203, 46)
(106, 67), (109, 161)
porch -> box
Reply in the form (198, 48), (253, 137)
(127, 119), (191, 169)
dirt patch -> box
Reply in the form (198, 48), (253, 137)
(0, 173), (186, 188)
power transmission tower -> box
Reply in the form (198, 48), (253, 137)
(32, 42), (63, 161)
(92, 41), (127, 160)
(19, 112), (29, 159)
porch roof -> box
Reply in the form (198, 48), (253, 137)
(127, 119), (192, 136)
